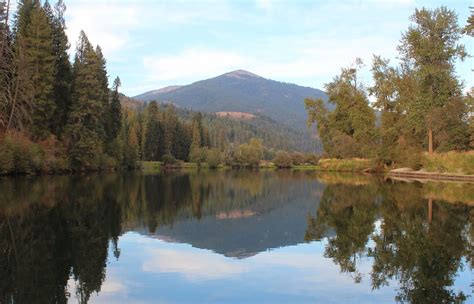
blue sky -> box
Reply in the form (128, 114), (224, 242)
(60, 0), (473, 96)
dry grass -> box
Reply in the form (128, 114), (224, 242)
(318, 158), (376, 171)
(422, 151), (474, 175)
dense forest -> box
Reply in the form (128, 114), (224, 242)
(0, 0), (126, 173)
(306, 7), (474, 168)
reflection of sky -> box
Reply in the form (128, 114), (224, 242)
(68, 231), (474, 304)
(69, 231), (472, 304)
(80, 232), (402, 304)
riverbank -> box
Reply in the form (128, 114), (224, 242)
(140, 151), (473, 182)
(388, 168), (474, 182)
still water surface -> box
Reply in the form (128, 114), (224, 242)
(0, 170), (472, 303)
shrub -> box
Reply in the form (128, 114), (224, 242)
(291, 152), (305, 165)
(273, 150), (293, 168)
(162, 154), (178, 166)
(303, 153), (320, 165)
(206, 149), (222, 168)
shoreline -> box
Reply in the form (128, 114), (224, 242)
(2, 162), (473, 183)
(388, 170), (474, 183)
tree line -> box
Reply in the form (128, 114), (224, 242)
(0, 0), (124, 173)
(305, 7), (474, 168)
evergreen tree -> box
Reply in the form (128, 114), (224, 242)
(65, 31), (105, 169)
(13, 0), (34, 39)
(163, 105), (177, 156)
(108, 76), (122, 142)
(462, 7), (474, 37)
(189, 113), (203, 162)
(143, 101), (163, 161)
(24, 1), (56, 139)
(45, 0), (72, 135)
(95, 45), (109, 142)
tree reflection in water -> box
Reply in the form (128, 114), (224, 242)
(305, 179), (473, 303)
(0, 171), (472, 303)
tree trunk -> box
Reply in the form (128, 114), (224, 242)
(428, 128), (433, 154)
(428, 198), (433, 224)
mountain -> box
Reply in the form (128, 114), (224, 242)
(134, 70), (328, 131)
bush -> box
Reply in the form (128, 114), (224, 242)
(206, 148), (222, 168)
(291, 152), (305, 165)
(0, 133), (44, 174)
(0, 139), (15, 174)
(303, 153), (320, 165)
(273, 150), (293, 168)
(162, 154), (178, 166)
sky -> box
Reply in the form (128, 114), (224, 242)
(54, 0), (474, 96)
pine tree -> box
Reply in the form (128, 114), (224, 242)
(95, 45), (109, 142)
(163, 105), (177, 156)
(189, 113), (202, 162)
(108, 76), (122, 142)
(44, 0), (72, 135)
(143, 101), (163, 161)
(13, 0), (34, 39)
(65, 31), (105, 169)
(24, 1), (56, 139)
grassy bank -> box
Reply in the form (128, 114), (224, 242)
(318, 158), (376, 172)
(422, 151), (474, 175)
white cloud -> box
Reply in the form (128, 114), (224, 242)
(65, 0), (140, 58)
(142, 248), (248, 280)
(143, 49), (248, 82)
(256, 0), (272, 11)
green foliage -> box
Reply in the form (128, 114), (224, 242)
(233, 138), (263, 167)
(64, 31), (107, 170)
(307, 7), (472, 169)
(392, 7), (468, 152)
(46, 0), (72, 135)
(306, 59), (376, 159)
(107, 77), (122, 144)
(205, 148), (222, 168)
(24, 2), (56, 139)
(273, 150), (293, 168)
(161, 153), (178, 166)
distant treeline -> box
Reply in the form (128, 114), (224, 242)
(306, 7), (474, 168)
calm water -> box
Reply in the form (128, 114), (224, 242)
(0, 170), (472, 303)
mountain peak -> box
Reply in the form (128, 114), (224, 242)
(223, 69), (262, 79)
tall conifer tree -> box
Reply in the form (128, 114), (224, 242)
(24, 1), (55, 139)
(65, 31), (105, 169)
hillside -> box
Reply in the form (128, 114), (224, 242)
(119, 95), (321, 152)
(134, 70), (328, 131)
(170, 106), (322, 152)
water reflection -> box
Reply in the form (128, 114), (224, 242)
(0, 171), (472, 303)
(305, 179), (473, 302)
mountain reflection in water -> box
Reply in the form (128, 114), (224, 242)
(0, 171), (472, 303)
